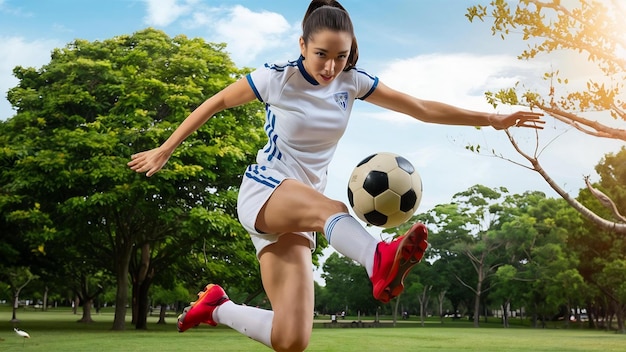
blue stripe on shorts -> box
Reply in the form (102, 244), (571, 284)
(244, 165), (281, 188)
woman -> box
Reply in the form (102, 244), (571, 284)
(128, 1), (543, 351)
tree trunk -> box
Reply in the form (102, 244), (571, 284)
(135, 276), (153, 330)
(43, 286), (49, 311)
(133, 242), (153, 330)
(73, 296), (80, 315)
(157, 305), (167, 324)
(473, 274), (482, 327)
(76, 274), (105, 324)
(112, 237), (133, 331)
(502, 300), (510, 328)
(418, 285), (431, 327)
(78, 298), (94, 323)
(438, 290), (446, 324)
(392, 297), (400, 326)
(11, 291), (20, 322)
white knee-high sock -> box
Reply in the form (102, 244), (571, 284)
(323, 213), (378, 277)
(214, 301), (273, 349)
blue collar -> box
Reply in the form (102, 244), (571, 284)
(297, 55), (319, 86)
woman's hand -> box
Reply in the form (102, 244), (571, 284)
(489, 111), (545, 130)
(127, 146), (172, 177)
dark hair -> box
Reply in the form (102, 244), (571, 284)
(302, 0), (359, 71)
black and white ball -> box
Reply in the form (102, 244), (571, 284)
(347, 152), (422, 228)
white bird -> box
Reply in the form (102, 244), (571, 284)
(13, 328), (30, 339)
(14, 328), (30, 345)
(14, 328), (30, 338)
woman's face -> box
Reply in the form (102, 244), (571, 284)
(300, 29), (352, 86)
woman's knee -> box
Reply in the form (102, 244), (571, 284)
(326, 198), (349, 214)
(271, 324), (311, 352)
(270, 303), (313, 352)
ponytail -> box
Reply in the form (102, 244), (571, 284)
(302, 0), (359, 71)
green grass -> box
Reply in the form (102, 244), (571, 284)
(1, 309), (624, 351)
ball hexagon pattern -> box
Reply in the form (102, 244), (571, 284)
(347, 152), (422, 228)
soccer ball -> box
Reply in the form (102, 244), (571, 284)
(347, 152), (422, 228)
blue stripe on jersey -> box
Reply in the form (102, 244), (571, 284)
(246, 74), (263, 102)
(248, 60), (299, 102)
(353, 68), (379, 100)
(262, 107), (283, 161)
(265, 60), (299, 72)
(359, 76), (379, 100)
(354, 68), (377, 80)
(244, 165), (281, 188)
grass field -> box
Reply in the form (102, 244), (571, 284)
(1, 308), (624, 351)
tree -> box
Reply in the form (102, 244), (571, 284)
(432, 185), (509, 327)
(150, 283), (189, 324)
(429, 259), (454, 323)
(0, 28), (266, 330)
(491, 190), (586, 328)
(417, 202), (476, 320)
(570, 148), (626, 332)
(4, 267), (38, 323)
(321, 252), (379, 316)
(491, 265), (524, 327)
(466, 0), (626, 233)
(403, 262), (438, 326)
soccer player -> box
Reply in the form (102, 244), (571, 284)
(128, 1), (544, 350)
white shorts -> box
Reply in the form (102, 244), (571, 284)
(237, 164), (316, 258)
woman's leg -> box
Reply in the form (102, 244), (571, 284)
(259, 233), (314, 352)
(255, 179), (347, 233)
(179, 234), (314, 352)
(255, 179), (378, 272)
(257, 179), (428, 303)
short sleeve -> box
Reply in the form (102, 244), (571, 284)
(351, 68), (379, 100)
(246, 64), (272, 103)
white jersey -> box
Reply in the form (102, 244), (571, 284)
(246, 56), (379, 191)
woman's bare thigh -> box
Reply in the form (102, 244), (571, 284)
(255, 179), (348, 234)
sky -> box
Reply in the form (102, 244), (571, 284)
(1, 0), (623, 283)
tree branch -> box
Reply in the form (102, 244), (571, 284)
(584, 176), (626, 223)
(504, 129), (626, 233)
(454, 273), (477, 295)
(537, 104), (626, 141)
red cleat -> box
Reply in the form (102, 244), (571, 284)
(177, 284), (229, 332)
(370, 223), (428, 303)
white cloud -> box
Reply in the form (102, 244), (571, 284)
(188, 5), (295, 66)
(214, 6), (293, 65)
(141, 2), (296, 66)
(142, 0), (198, 27)
(0, 36), (62, 119)
(377, 53), (547, 113)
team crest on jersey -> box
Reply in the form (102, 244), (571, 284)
(333, 92), (349, 111)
